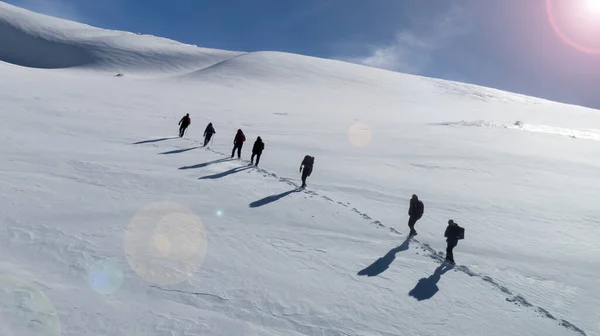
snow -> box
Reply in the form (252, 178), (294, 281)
(0, 1), (241, 74)
(1, 1), (599, 335)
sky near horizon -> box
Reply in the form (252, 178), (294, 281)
(4, 0), (600, 109)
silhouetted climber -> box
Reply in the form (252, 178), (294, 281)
(251, 136), (264, 166)
(299, 155), (314, 188)
(178, 113), (191, 137)
(444, 219), (464, 264)
(408, 194), (424, 236)
(231, 129), (246, 159)
(203, 122), (216, 147)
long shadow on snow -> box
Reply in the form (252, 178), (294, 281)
(181, 139), (588, 336)
(358, 236), (411, 277)
(408, 263), (454, 301)
(179, 158), (233, 170)
(198, 165), (253, 180)
(249, 188), (302, 208)
(133, 137), (177, 144)
(160, 147), (200, 155)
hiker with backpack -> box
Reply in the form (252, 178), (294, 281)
(299, 155), (314, 188)
(444, 219), (464, 264)
(407, 194), (424, 236)
(231, 129), (246, 159)
(178, 113), (191, 137)
(251, 136), (264, 167)
(203, 122), (216, 147)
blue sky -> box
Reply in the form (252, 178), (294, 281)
(5, 0), (600, 109)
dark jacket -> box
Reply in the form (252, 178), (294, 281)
(234, 130), (246, 145)
(409, 197), (424, 218)
(445, 223), (461, 245)
(252, 137), (264, 154)
(204, 123), (216, 136)
(300, 155), (314, 171)
(179, 115), (191, 126)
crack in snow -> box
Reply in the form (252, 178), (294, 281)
(149, 285), (228, 302)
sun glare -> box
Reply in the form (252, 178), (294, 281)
(587, 0), (600, 14)
(546, 0), (600, 54)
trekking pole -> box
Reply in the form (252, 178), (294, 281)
(211, 134), (215, 147)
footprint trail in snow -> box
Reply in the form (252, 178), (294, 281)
(159, 138), (587, 336)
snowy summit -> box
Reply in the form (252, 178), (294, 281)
(0, 1), (599, 335)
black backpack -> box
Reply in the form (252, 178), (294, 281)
(304, 155), (314, 167)
(456, 225), (465, 240)
(417, 201), (424, 215)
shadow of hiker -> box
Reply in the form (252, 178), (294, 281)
(198, 165), (253, 180)
(133, 137), (176, 144)
(160, 147), (199, 155)
(249, 188), (301, 208)
(179, 158), (233, 170)
(408, 263), (455, 301)
(358, 236), (412, 277)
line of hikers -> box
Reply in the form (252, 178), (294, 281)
(178, 114), (315, 188)
(408, 194), (465, 264)
(180, 114), (461, 262)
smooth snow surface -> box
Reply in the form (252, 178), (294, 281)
(0, 2), (241, 74)
(1, 2), (599, 335)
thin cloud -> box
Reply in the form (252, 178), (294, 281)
(343, 5), (468, 74)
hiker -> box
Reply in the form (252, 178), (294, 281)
(231, 129), (246, 159)
(299, 155), (314, 188)
(444, 219), (464, 264)
(203, 122), (216, 146)
(408, 194), (424, 236)
(178, 113), (191, 137)
(251, 136), (264, 166)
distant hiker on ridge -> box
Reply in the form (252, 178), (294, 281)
(178, 113), (191, 137)
(444, 219), (464, 264)
(407, 194), (424, 236)
(231, 129), (246, 159)
(299, 155), (314, 188)
(251, 136), (264, 167)
(203, 122), (216, 147)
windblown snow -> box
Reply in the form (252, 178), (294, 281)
(1, 1), (599, 335)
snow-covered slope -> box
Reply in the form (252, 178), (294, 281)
(1, 2), (599, 336)
(0, 1), (241, 74)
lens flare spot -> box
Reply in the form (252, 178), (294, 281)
(0, 276), (61, 336)
(153, 233), (172, 257)
(216, 209), (224, 217)
(125, 202), (208, 286)
(348, 123), (373, 148)
(88, 259), (124, 295)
